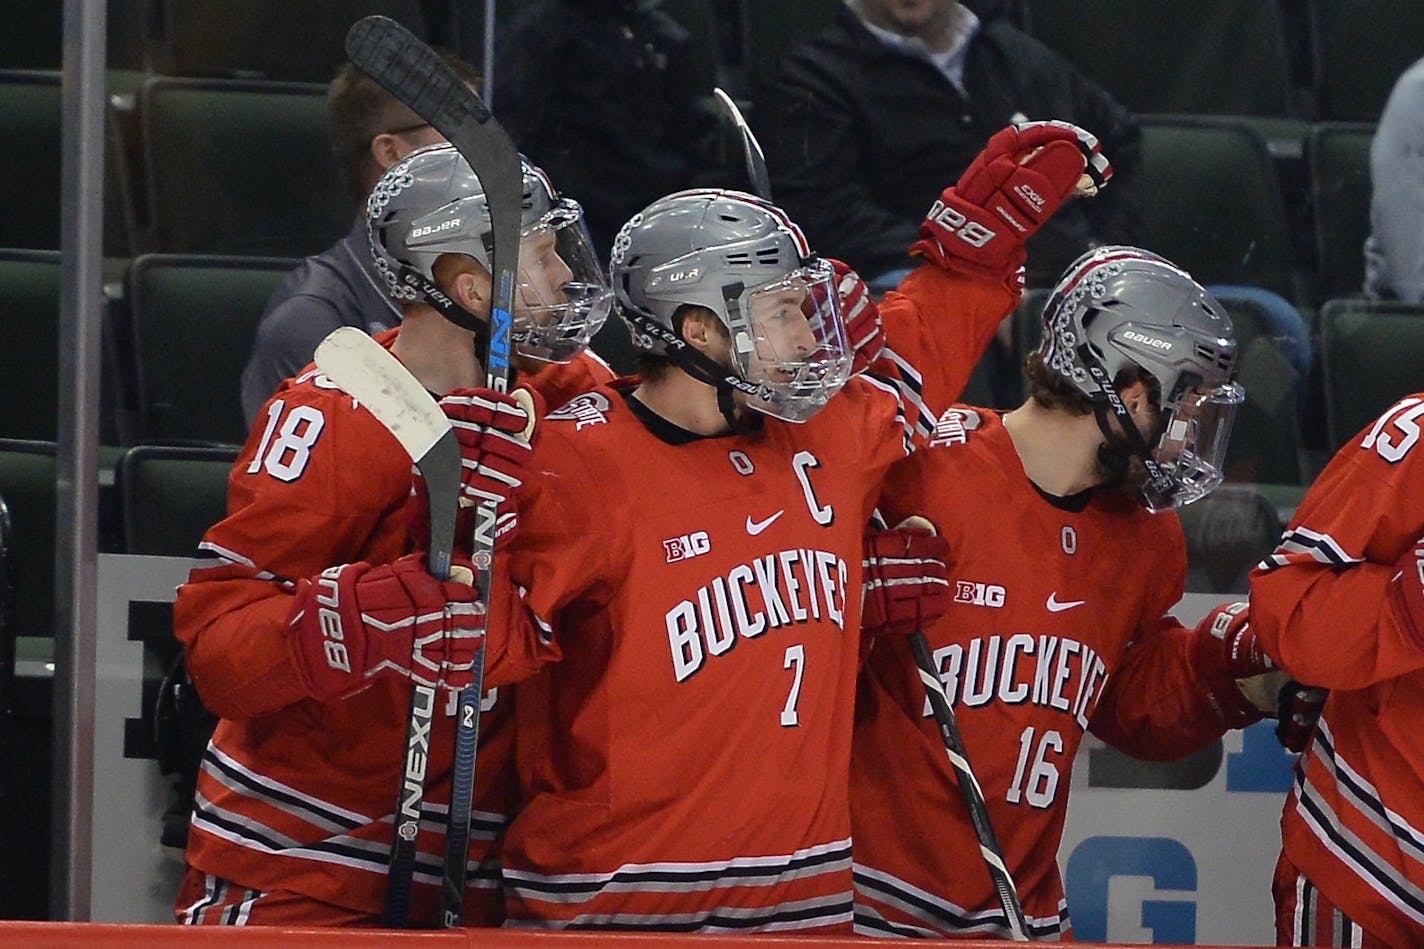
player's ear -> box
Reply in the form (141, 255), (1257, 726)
(680, 306), (728, 355)
(1118, 379), (1150, 415)
(435, 254), (493, 318)
(369, 132), (406, 173)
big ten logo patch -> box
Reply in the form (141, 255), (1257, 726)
(664, 530), (711, 563)
(955, 580), (1006, 608)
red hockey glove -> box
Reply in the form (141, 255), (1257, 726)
(1275, 680), (1327, 753)
(1387, 533), (1424, 650)
(832, 259), (884, 374)
(911, 120), (1111, 286)
(802, 259), (884, 375)
(438, 386), (541, 509)
(1192, 601), (1275, 727)
(861, 517), (951, 637)
(285, 554), (485, 702)
(1193, 601), (1275, 678)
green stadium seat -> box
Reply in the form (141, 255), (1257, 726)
(1307, 122), (1376, 301)
(1319, 297), (1424, 451)
(144, 1), (426, 82)
(139, 76), (350, 257)
(114, 444), (238, 557)
(1136, 116), (1304, 305)
(0, 70), (139, 256)
(1024, 0), (1299, 117)
(120, 254), (298, 446)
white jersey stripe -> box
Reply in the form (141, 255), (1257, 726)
(204, 744), (372, 828)
(503, 892), (852, 932)
(1262, 526), (1359, 570)
(1292, 728), (1424, 925)
(853, 861), (1068, 940)
(507, 839), (850, 904)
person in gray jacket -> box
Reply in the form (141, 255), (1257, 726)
(1364, 56), (1424, 305)
(238, 54), (473, 425)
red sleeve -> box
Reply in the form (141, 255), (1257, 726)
(1086, 522), (1235, 759)
(523, 350), (618, 410)
(1250, 395), (1424, 689)
(870, 263), (1019, 440)
(174, 377), (414, 719)
(1088, 617), (1235, 760)
(491, 413), (618, 683)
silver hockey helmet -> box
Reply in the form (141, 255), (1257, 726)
(367, 142), (611, 362)
(609, 188), (852, 422)
(1038, 245), (1244, 511)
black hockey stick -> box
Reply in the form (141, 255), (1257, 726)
(712, 87), (772, 201)
(345, 15), (524, 928)
(867, 510), (1031, 940)
(313, 327), (462, 927)
(909, 632), (1032, 941)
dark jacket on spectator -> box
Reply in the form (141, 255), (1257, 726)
(495, 0), (724, 259)
(759, 0), (1143, 285)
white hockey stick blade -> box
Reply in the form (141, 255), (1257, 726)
(313, 326), (461, 582)
(314, 327), (450, 462)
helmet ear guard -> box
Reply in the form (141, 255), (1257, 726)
(1039, 246), (1244, 511)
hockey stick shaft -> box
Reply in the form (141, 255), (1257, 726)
(712, 87), (772, 201)
(313, 327), (461, 927)
(909, 631), (1032, 941)
(345, 15), (524, 928)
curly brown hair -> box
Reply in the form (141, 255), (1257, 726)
(1023, 351), (1161, 414)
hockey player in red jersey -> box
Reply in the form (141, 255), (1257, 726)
(851, 246), (1287, 939)
(171, 143), (615, 927)
(482, 188), (932, 933)
(1239, 394), (1424, 946)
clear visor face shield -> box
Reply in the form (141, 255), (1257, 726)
(1141, 380), (1245, 512)
(513, 198), (613, 363)
(730, 258), (853, 423)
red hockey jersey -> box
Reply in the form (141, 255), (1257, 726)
(852, 408), (1237, 939)
(874, 262), (1019, 440)
(173, 330), (612, 925)
(1250, 393), (1424, 946)
(492, 375), (912, 933)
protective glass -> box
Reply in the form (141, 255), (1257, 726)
(514, 198), (612, 363)
(1142, 381), (1245, 512)
(732, 258), (852, 422)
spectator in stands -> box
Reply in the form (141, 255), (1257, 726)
(1364, 56), (1424, 304)
(238, 53), (476, 426)
(495, 0), (725, 262)
(759, 0), (1144, 292)
(496, 0), (731, 375)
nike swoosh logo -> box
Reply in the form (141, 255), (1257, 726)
(1046, 593), (1085, 613)
(746, 510), (784, 536)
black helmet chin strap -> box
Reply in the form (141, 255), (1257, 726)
(1086, 361), (1176, 506)
(399, 265), (492, 357)
(673, 346), (758, 435)
(628, 307), (760, 435)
